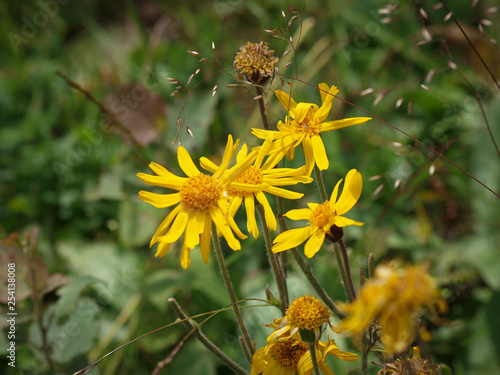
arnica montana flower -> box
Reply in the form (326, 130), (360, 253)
(266, 295), (331, 345)
(233, 41), (278, 85)
(252, 83), (371, 174)
(378, 346), (440, 375)
(272, 169), (363, 258)
(250, 336), (358, 375)
(338, 263), (448, 355)
(136, 135), (257, 269)
(201, 135), (312, 238)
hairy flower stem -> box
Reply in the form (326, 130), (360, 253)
(313, 164), (328, 202)
(168, 298), (249, 375)
(308, 342), (321, 375)
(333, 240), (357, 302)
(212, 226), (254, 363)
(339, 239), (357, 300)
(276, 196), (288, 277)
(257, 204), (289, 314)
(255, 86), (270, 130)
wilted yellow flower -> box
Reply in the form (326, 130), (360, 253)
(378, 346), (440, 374)
(201, 135), (312, 238)
(338, 263), (448, 355)
(252, 83), (371, 174)
(234, 41), (278, 85)
(250, 336), (358, 375)
(272, 169), (363, 257)
(137, 135), (257, 269)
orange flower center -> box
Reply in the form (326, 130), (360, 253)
(286, 295), (330, 330)
(270, 338), (308, 368)
(226, 166), (264, 196)
(180, 174), (222, 211)
(291, 115), (321, 136)
(310, 201), (334, 228)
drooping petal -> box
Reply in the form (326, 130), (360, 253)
(138, 191), (181, 208)
(311, 135), (329, 171)
(200, 215), (212, 264)
(272, 226), (315, 253)
(302, 136), (316, 175)
(180, 241), (191, 269)
(320, 117), (371, 132)
(150, 205), (182, 246)
(244, 195), (259, 239)
(304, 229), (325, 258)
(255, 191), (277, 232)
(160, 209), (189, 243)
(284, 208), (312, 221)
(199, 157), (218, 173)
(335, 169), (362, 215)
(184, 210), (206, 249)
(154, 241), (171, 257)
(210, 208), (241, 250)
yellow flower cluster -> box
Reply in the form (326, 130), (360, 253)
(137, 82), (368, 268)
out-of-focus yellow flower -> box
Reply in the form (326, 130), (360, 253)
(378, 346), (441, 374)
(201, 135), (312, 238)
(338, 263), (448, 355)
(252, 83), (371, 174)
(250, 336), (359, 375)
(272, 169), (363, 257)
(136, 135), (257, 269)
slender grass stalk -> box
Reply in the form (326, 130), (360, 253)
(168, 298), (249, 375)
(211, 225), (254, 363)
(257, 204), (289, 313)
(308, 343), (321, 375)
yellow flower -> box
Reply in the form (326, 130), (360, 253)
(201, 135), (312, 238)
(250, 336), (359, 375)
(272, 169), (363, 258)
(252, 83), (371, 174)
(136, 135), (256, 269)
(378, 346), (441, 374)
(338, 263), (448, 355)
(266, 295), (331, 345)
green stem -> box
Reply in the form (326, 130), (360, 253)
(168, 298), (249, 375)
(211, 226), (254, 363)
(368, 253), (375, 279)
(359, 269), (368, 375)
(338, 239), (357, 301)
(257, 204), (289, 314)
(332, 242), (355, 302)
(255, 86), (270, 130)
(308, 342), (321, 375)
(313, 164), (328, 202)
(276, 196), (288, 279)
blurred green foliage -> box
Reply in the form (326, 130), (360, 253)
(1, 0), (499, 374)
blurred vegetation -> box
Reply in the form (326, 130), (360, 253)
(1, 0), (499, 374)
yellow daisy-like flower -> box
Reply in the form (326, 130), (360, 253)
(252, 83), (371, 174)
(266, 295), (331, 345)
(250, 336), (359, 375)
(338, 263), (448, 355)
(201, 135), (312, 238)
(136, 135), (257, 269)
(272, 169), (364, 258)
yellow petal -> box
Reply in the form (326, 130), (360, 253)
(236, 143), (248, 164)
(199, 157), (218, 173)
(220, 148), (258, 185)
(136, 172), (187, 190)
(210, 208), (241, 250)
(272, 226), (315, 253)
(161, 209), (189, 243)
(139, 191), (181, 208)
(315, 83), (339, 122)
(251, 127), (277, 140)
(154, 241), (171, 257)
(332, 215), (364, 227)
(304, 229), (325, 258)
(200, 216), (212, 264)
(265, 185), (303, 199)
(275, 89), (297, 113)
(184, 210), (206, 249)
(177, 146), (200, 177)
(294, 102), (313, 123)
(255, 191), (277, 232)
(284, 208), (312, 221)
(213, 135), (240, 180)
(150, 205), (182, 246)
(335, 169), (362, 215)
(180, 241), (191, 269)
(329, 178), (343, 207)
(244, 195), (259, 239)
(311, 135), (329, 171)
(320, 117), (371, 132)
(302, 136), (315, 175)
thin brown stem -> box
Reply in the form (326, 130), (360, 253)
(255, 86), (270, 130)
(338, 239), (357, 301)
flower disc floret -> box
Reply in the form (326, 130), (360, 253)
(226, 166), (264, 196)
(287, 295), (330, 331)
(180, 174), (222, 211)
(310, 202), (333, 229)
(270, 338), (308, 369)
